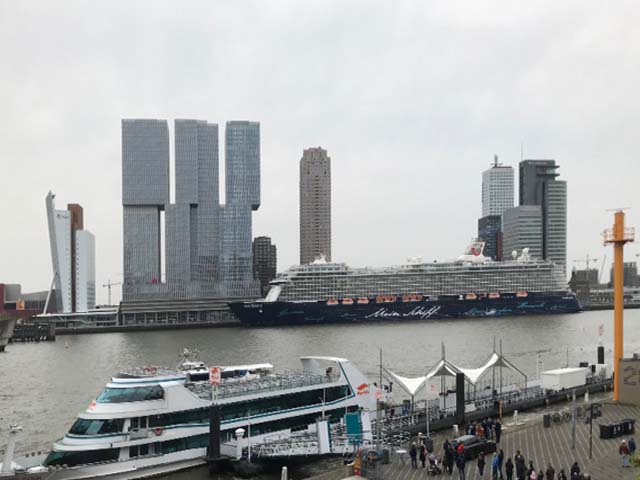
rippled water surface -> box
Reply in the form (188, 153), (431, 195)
(1, 310), (639, 477)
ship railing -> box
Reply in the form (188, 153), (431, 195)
(187, 371), (339, 400)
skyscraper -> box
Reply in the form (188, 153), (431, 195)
(482, 157), (514, 217)
(122, 119), (169, 299)
(501, 205), (543, 260)
(300, 147), (332, 265)
(519, 159), (567, 272)
(121, 118), (260, 302)
(253, 236), (277, 296)
(478, 157), (513, 260)
(221, 121), (261, 295)
(46, 192), (95, 313)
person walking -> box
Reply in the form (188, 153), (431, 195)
(620, 439), (631, 468)
(497, 449), (504, 479)
(629, 437), (637, 457)
(478, 452), (486, 478)
(409, 443), (418, 468)
(456, 453), (467, 480)
(419, 443), (426, 468)
(557, 469), (567, 480)
(444, 441), (454, 474)
(495, 418), (502, 444)
(505, 457), (514, 480)
(526, 462), (535, 479)
(529, 469), (537, 480)
(492, 453), (500, 480)
(545, 464), (555, 480)
(537, 469), (544, 480)
(515, 453), (526, 480)
(569, 462), (580, 479)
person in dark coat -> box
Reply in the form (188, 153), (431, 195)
(444, 441), (454, 474)
(545, 464), (555, 480)
(569, 462), (580, 479)
(409, 444), (418, 468)
(629, 437), (637, 457)
(505, 457), (514, 480)
(477, 452), (486, 477)
(497, 449), (504, 479)
(515, 452), (526, 480)
(557, 469), (567, 480)
(456, 454), (467, 480)
(419, 444), (426, 468)
(495, 419), (502, 443)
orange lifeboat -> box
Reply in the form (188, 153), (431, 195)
(465, 293), (478, 300)
(516, 291), (528, 298)
(357, 297), (369, 304)
(488, 292), (500, 299)
(342, 298), (354, 305)
(376, 296), (385, 303)
(385, 296), (397, 303)
(327, 299), (339, 306)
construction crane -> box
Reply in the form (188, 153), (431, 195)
(573, 254), (598, 271)
(102, 279), (122, 306)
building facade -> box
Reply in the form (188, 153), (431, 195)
(477, 215), (502, 260)
(518, 160), (567, 273)
(501, 205), (543, 260)
(253, 236), (277, 297)
(300, 147), (332, 265)
(45, 192), (96, 313)
(482, 159), (514, 217)
(122, 119), (261, 302)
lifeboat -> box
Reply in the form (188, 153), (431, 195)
(342, 298), (354, 305)
(488, 292), (500, 299)
(357, 297), (369, 304)
(516, 291), (528, 298)
(465, 293), (478, 300)
(403, 294), (422, 302)
(385, 296), (397, 303)
(327, 299), (339, 306)
(376, 296), (385, 303)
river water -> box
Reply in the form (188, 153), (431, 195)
(1, 310), (639, 477)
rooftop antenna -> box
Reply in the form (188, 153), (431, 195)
(493, 154), (500, 167)
(520, 142), (524, 161)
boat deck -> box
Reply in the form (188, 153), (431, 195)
(186, 371), (339, 400)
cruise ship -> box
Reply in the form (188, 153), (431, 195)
(229, 242), (581, 326)
(24, 356), (376, 479)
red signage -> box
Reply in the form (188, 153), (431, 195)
(210, 367), (221, 386)
(356, 383), (370, 396)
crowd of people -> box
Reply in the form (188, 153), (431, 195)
(404, 432), (637, 479)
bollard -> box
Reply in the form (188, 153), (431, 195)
(513, 410), (519, 424)
(585, 391), (589, 403)
(453, 424), (459, 437)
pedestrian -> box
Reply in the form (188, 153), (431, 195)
(505, 457), (514, 480)
(629, 436), (637, 457)
(557, 469), (567, 480)
(545, 463), (555, 480)
(456, 454), (467, 480)
(529, 469), (537, 480)
(569, 462), (580, 479)
(526, 462), (535, 479)
(419, 443), (426, 468)
(495, 418), (502, 443)
(492, 453), (500, 480)
(478, 452), (486, 478)
(457, 442), (465, 458)
(445, 441), (454, 474)
(478, 424), (485, 438)
(498, 449), (504, 479)
(515, 452), (526, 480)
(620, 439), (631, 468)
(409, 443), (418, 469)
(537, 469), (544, 480)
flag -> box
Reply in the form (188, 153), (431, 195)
(598, 324), (604, 336)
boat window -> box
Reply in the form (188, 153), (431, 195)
(69, 418), (124, 435)
(148, 408), (209, 428)
(96, 385), (164, 403)
(129, 446), (138, 458)
(43, 448), (120, 467)
(160, 434), (209, 454)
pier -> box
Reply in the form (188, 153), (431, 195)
(8, 320), (55, 343)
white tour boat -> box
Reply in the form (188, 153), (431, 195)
(23, 356), (376, 479)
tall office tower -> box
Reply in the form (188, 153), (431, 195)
(67, 203), (83, 311)
(46, 192), (72, 312)
(221, 121), (261, 295)
(46, 192), (96, 312)
(166, 120), (220, 289)
(477, 215), (502, 260)
(501, 206), (543, 260)
(121, 119), (170, 300)
(519, 160), (567, 272)
(75, 230), (95, 311)
(299, 147), (332, 265)
(252, 236), (277, 296)
(482, 157), (514, 217)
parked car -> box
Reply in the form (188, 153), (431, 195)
(451, 434), (497, 460)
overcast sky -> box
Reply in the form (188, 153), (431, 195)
(2, 1), (639, 304)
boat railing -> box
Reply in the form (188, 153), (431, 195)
(187, 371), (340, 400)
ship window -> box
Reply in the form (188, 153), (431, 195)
(43, 448), (120, 467)
(148, 407), (208, 428)
(96, 386), (164, 403)
(69, 418), (124, 435)
(160, 434), (208, 454)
